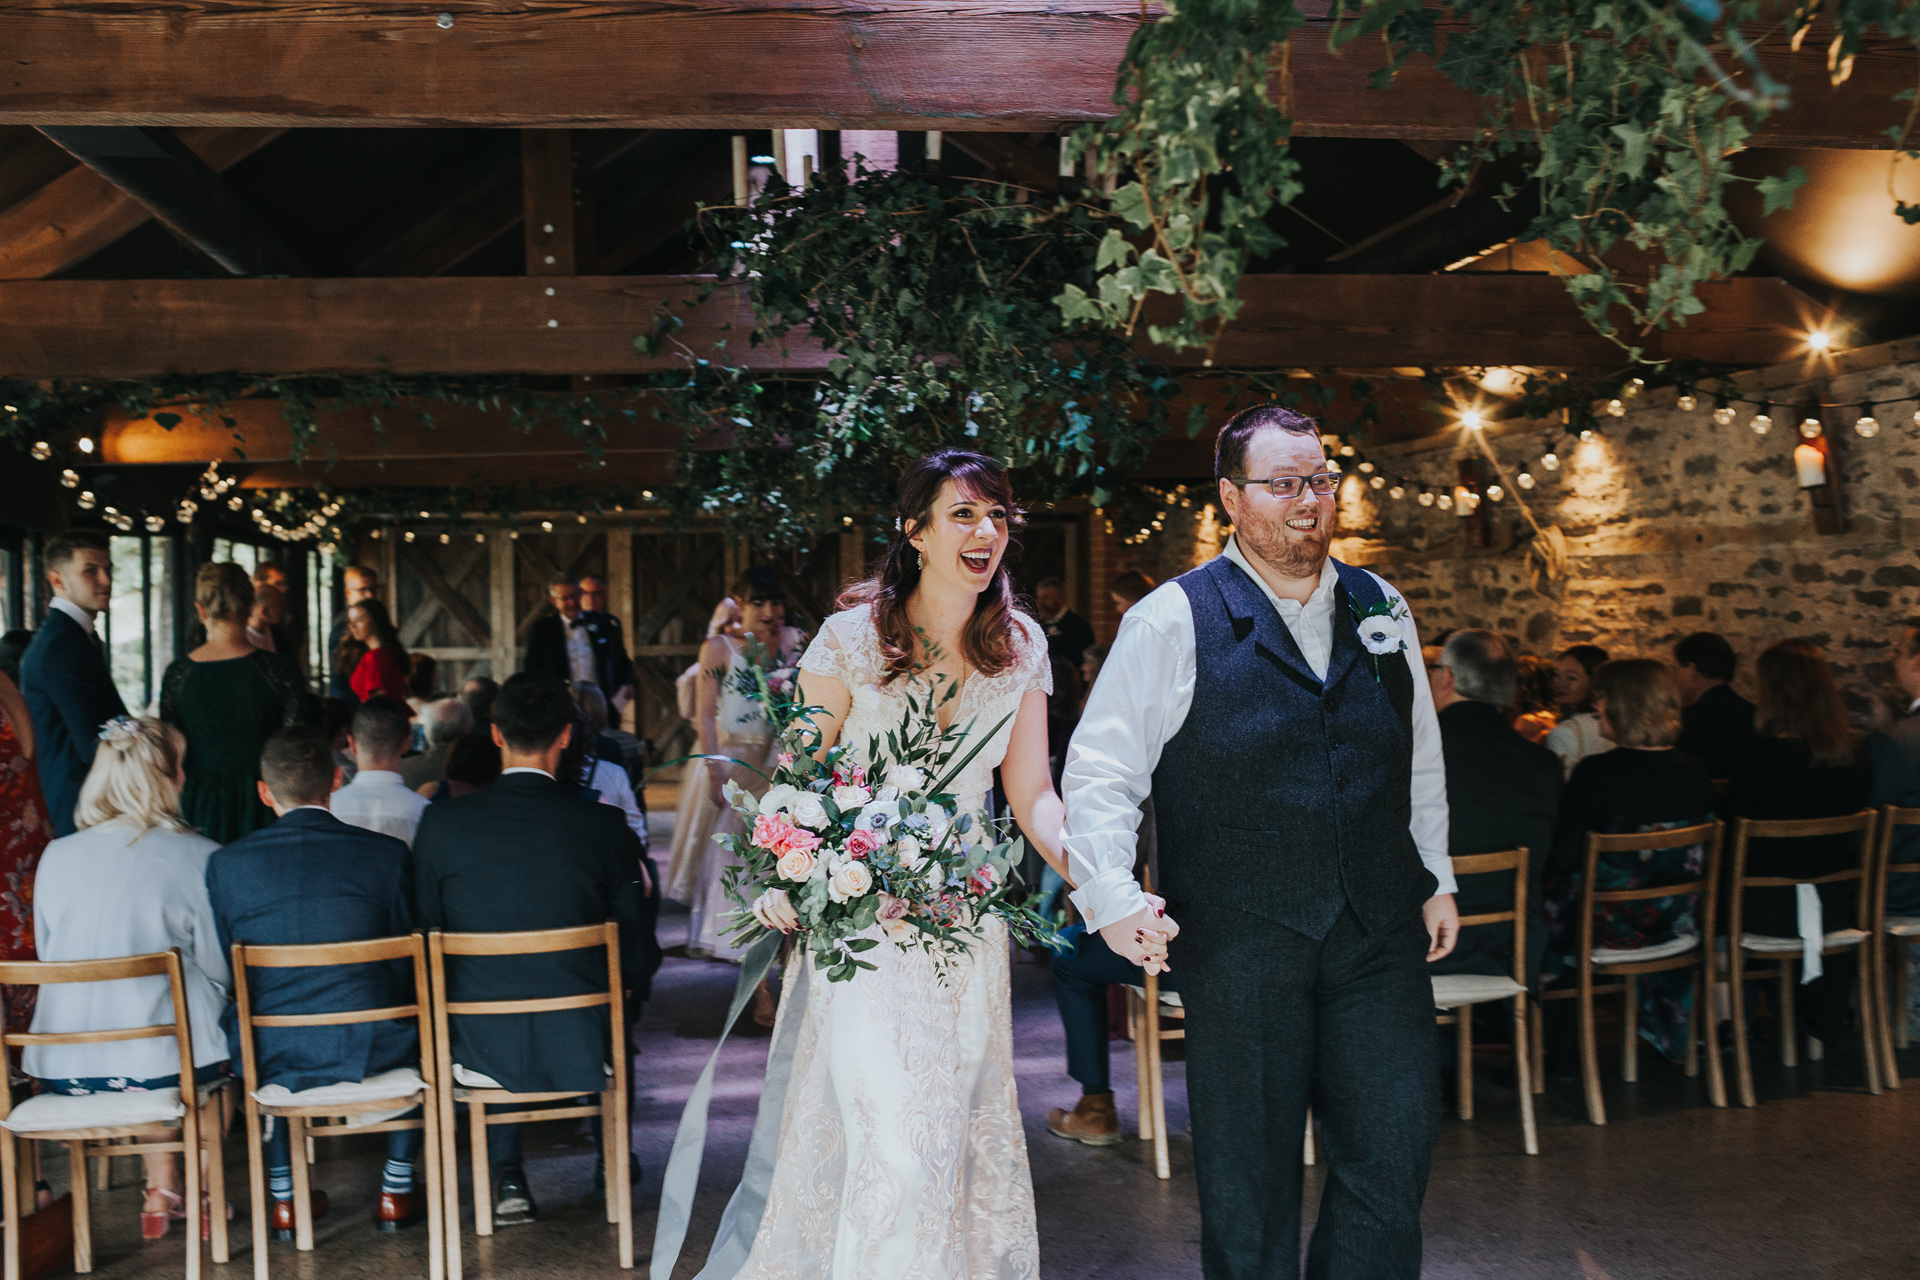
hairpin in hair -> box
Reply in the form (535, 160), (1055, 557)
(893, 516), (903, 532)
(97, 716), (144, 748)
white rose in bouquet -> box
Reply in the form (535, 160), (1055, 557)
(893, 834), (926, 872)
(832, 784), (872, 812)
(787, 791), (830, 830)
(827, 856), (874, 903)
(882, 763), (927, 793)
(776, 847), (818, 882)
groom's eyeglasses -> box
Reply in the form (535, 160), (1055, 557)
(1226, 472), (1340, 500)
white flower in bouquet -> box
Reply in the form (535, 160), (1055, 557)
(758, 783), (805, 817)
(827, 856), (874, 903)
(856, 799), (901, 833)
(875, 785), (900, 802)
(876, 892), (913, 941)
(832, 784), (872, 811)
(786, 792), (830, 830)
(893, 834), (926, 872)
(776, 847), (819, 882)
(882, 763), (926, 793)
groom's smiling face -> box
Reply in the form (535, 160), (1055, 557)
(1219, 427), (1337, 582)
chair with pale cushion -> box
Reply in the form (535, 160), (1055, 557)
(428, 923), (632, 1277)
(0, 948), (230, 1280)
(1870, 804), (1920, 1086)
(1431, 849), (1537, 1154)
(230, 932), (445, 1280)
(1725, 811), (1882, 1107)
(1530, 821), (1724, 1125)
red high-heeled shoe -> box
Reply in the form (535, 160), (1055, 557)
(141, 1188), (182, 1240)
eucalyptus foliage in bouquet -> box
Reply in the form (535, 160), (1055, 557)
(714, 665), (1059, 983)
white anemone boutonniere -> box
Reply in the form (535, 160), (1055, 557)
(1349, 597), (1410, 680)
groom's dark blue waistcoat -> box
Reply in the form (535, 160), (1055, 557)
(1151, 554), (1435, 940)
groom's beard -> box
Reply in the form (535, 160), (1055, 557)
(1238, 505), (1335, 580)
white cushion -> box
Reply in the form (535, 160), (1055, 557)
(1738, 929), (1869, 954)
(1432, 974), (1525, 1009)
(1592, 934), (1700, 965)
(4, 1087), (183, 1133)
(1886, 916), (1920, 938)
(1122, 985), (1183, 1010)
(253, 1067), (425, 1111)
(453, 1063), (612, 1090)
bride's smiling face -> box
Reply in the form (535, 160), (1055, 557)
(907, 480), (1009, 595)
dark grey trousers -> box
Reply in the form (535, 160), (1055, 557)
(1175, 903), (1439, 1280)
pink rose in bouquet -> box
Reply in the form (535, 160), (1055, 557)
(844, 828), (884, 859)
(753, 813), (822, 859)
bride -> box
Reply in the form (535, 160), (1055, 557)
(728, 448), (1084, 1279)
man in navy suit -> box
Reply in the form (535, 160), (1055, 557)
(207, 726), (425, 1238)
(20, 531), (127, 836)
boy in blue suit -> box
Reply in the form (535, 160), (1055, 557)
(20, 531), (126, 835)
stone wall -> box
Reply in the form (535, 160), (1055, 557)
(1118, 344), (1920, 724)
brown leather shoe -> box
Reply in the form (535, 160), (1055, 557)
(1046, 1092), (1122, 1147)
(269, 1190), (329, 1242)
(377, 1190), (424, 1233)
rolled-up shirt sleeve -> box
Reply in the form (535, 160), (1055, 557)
(1393, 590), (1456, 895)
(1062, 589), (1195, 931)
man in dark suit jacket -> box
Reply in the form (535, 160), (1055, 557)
(1673, 631), (1756, 779)
(1427, 630), (1561, 985)
(1872, 624), (1920, 914)
(1033, 576), (1096, 669)
(207, 726), (425, 1237)
(20, 531), (127, 836)
(411, 673), (651, 1226)
(522, 576), (634, 712)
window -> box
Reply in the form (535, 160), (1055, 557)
(102, 535), (174, 714)
(211, 539), (259, 576)
(307, 544), (336, 688)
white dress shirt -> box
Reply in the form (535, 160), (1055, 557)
(328, 769), (431, 848)
(564, 618), (598, 688)
(1062, 537), (1454, 931)
(48, 595), (97, 638)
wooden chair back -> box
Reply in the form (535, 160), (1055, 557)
(0, 950), (195, 1127)
(229, 934), (436, 1102)
(1449, 848), (1529, 989)
(1577, 821), (1722, 969)
(428, 922), (622, 1029)
(1726, 811), (1879, 944)
(1876, 804), (1920, 881)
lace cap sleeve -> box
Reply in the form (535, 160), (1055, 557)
(1015, 613), (1053, 698)
(797, 610), (858, 687)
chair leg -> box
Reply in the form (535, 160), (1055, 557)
(183, 1108), (204, 1280)
(1884, 939), (1905, 1087)
(1302, 1110), (1315, 1167)
(439, 1086), (463, 1280)
(92, 1142), (109, 1193)
(287, 1116), (315, 1252)
(1897, 939), (1911, 1050)
(1684, 969), (1700, 1080)
(2, 1131), (20, 1280)
(1453, 1013), (1473, 1120)
(1577, 981), (1605, 1126)
(69, 1142), (92, 1274)
(420, 1103), (445, 1280)
(245, 1106), (270, 1280)
(1621, 974), (1639, 1083)
(204, 1094), (229, 1266)
(13, 1138), (31, 1221)
(468, 1100), (493, 1237)
(1512, 997), (1538, 1156)
(1857, 945), (1882, 1096)
(1731, 949), (1757, 1107)
(612, 1086), (634, 1270)
(1779, 962), (1798, 1067)
(1130, 991), (1151, 1142)
(600, 1092), (619, 1226)
(1529, 1002), (1546, 1095)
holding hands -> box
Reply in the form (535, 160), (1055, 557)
(752, 887), (800, 934)
(1097, 893), (1178, 975)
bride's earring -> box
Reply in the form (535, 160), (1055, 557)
(915, 548), (925, 571)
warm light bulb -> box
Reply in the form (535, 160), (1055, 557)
(59, 469), (78, 488)
(1358, 461), (1375, 474)
(475, 531), (486, 543)
(1676, 394), (1697, 412)
(540, 520), (554, 532)
(1713, 406), (1736, 426)
(439, 532), (451, 544)
(1437, 493), (1455, 511)
(1605, 399), (1625, 418)
(1389, 485), (1405, 500)
(29, 441), (50, 461)
(145, 515), (165, 533)
(1339, 444), (1355, 457)
(404, 530), (416, 542)
(1369, 475), (1385, 489)
(1417, 491), (1435, 507)
(228, 495), (244, 511)
(1579, 429), (1595, 441)
(76, 436), (95, 454)
(1799, 417), (1823, 439)
(1517, 471), (1535, 489)
(1750, 413), (1773, 436)
(1855, 413), (1880, 439)
(1541, 452), (1560, 471)
(1460, 410), (1484, 430)
(1623, 378), (1645, 398)
(1486, 484), (1504, 502)
(1807, 330), (1832, 352)
(77, 491), (96, 509)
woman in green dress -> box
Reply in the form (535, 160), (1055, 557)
(161, 562), (317, 843)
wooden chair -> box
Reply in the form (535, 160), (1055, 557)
(1530, 821), (1724, 1125)
(1122, 968), (1182, 1180)
(1431, 848), (1538, 1154)
(428, 923), (632, 1278)
(1725, 811), (1883, 1107)
(230, 933), (446, 1280)
(1870, 804), (1920, 1087)
(0, 948), (230, 1280)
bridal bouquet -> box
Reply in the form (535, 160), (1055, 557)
(714, 657), (1058, 983)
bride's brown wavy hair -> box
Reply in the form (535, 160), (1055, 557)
(839, 448), (1023, 684)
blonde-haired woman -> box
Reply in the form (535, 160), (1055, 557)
(27, 717), (231, 1238)
(160, 562), (314, 842)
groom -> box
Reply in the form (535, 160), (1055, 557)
(1063, 404), (1457, 1279)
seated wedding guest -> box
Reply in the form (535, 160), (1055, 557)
(1427, 630), (1559, 985)
(1545, 643), (1613, 779)
(1724, 639), (1873, 1049)
(1545, 660), (1715, 1064)
(27, 717), (229, 1238)
(1870, 622), (1920, 917)
(20, 531), (126, 837)
(460, 676), (499, 729)
(207, 726), (424, 1237)
(399, 697), (472, 791)
(417, 732), (502, 803)
(1108, 570), (1155, 622)
(338, 599), (410, 706)
(330, 696), (431, 848)
(0, 666), (49, 1046)
(0, 629), (33, 685)
(322, 697), (358, 786)
(1034, 576), (1096, 668)
(245, 582), (285, 655)
(1512, 653), (1560, 746)
(1078, 644), (1108, 708)
(161, 562), (314, 844)
(1673, 631), (1757, 779)
(572, 683), (646, 848)
(406, 654), (438, 717)
(410, 674), (650, 1225)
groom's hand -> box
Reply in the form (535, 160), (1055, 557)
(1423, 893), (1459, 961)
(1098, 898), (1178, 974)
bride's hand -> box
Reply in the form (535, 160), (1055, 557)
(1097, 902), (1179, 975)
(752, 888), (801, 934)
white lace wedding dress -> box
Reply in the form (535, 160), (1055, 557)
(732, 603), (1048, 1280)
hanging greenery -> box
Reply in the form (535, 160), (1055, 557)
(636, 162), (1186, 545)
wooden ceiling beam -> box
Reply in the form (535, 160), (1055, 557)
(0, 273), (1824, 376)
(0, 4), (1904, 148)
